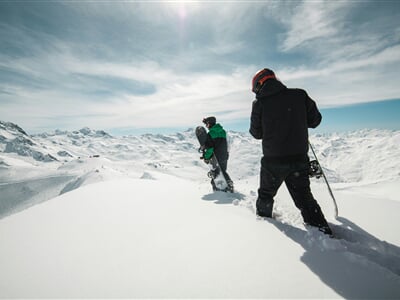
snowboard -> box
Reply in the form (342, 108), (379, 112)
(195, 126), (228, 191)
(308, 142), (339, 219)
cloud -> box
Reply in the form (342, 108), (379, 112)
(0, 1), (399, 133)
(274, 43), (400, 106)
(0, 36), (253, 131)
(257, 1), (400, 107)
(278, 1), (350, 51)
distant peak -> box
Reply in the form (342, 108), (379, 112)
(0, 120), (28, 136)
(79, 127), (93, 135)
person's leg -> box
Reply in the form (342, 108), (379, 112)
(256, 158), (284, 217)
(219, 159), (234, 191)
(210, 178), (217, 191)
(285, 162), (331, 234)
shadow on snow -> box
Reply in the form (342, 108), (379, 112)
(201, 191), (246, 204)
(263, 216), (400, 299)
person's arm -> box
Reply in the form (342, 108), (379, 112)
(305, 92), (322, 128)
(249, 99), (263, 139)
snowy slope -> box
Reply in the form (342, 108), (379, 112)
(1, 174), (400, 298)
(1, 121), (400, 298)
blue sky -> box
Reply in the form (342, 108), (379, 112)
(0, 1), (399, 135)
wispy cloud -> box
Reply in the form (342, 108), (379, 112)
(277, 1), (350, 52)
(0, 40), (252, 131)
(0, 1), (399, 133)
(260, 1), (400, 106)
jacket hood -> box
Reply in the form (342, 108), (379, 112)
(256, 79), (287, 98)
(209, 123), (226, 139)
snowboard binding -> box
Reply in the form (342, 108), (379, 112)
(309, 160), (323, 178)
(207, 167), (220, 179)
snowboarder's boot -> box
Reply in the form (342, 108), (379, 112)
(318, 225), (333, 236)
(256, 198), (273, 218)
(226, 180), (234, 193)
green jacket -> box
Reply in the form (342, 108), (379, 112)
(204, 123), (228, 161)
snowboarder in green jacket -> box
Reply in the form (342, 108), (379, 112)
(202, 116), (234, 192)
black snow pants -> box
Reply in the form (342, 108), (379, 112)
(256, 157), (330, 230)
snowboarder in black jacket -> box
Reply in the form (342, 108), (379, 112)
(202, 116), (234, 192)
(249, 68), (332, 235)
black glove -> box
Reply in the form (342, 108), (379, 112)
(200, 156), (210, 164)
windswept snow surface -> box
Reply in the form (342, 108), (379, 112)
(1, 124), (400, 298)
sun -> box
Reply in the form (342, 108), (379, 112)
(163, 0), (202, 20)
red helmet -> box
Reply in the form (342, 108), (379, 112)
(252, 68), (276, 94)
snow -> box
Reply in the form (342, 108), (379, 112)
(0, 123), (400, 298)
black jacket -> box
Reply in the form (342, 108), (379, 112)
(249, 79), (321, 162)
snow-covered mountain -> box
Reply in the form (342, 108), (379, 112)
(1, 121), (399, 181)
(1, 120), (400, 298)
(0, 120), (57, 162)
